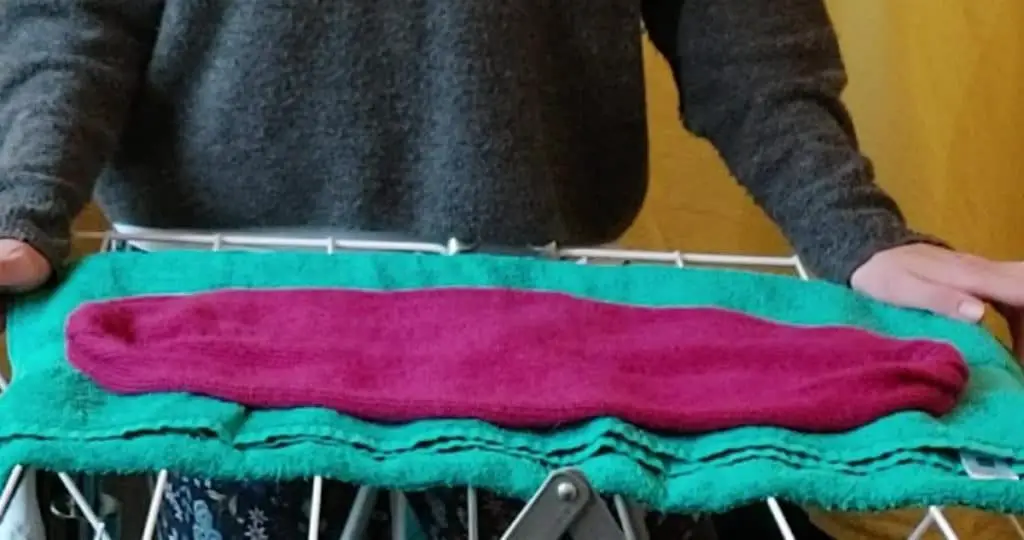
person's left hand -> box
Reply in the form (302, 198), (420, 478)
(850, 243), (1024, 362)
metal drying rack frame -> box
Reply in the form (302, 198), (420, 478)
(0, 229), (1021, 540)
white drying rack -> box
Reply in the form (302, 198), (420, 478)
(0, 229), (1021, 540)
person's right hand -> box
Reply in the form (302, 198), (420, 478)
(0, 239), (51, 293)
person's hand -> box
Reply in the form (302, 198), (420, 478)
(850, 243), (1024, 360)
(0, 239), (51, 293)
(0, 239), (51, 330)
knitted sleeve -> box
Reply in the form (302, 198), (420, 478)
(641, 0), (946, 284)
(0, 0), (163, 267)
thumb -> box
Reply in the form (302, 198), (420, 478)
(855, 271), (986, 323)
(0, 239), (52, 294)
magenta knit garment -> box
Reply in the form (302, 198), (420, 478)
(66, 288), (969, 432)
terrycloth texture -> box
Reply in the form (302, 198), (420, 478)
(67, 288), (969, 432)
(2, 251), (1024, 514)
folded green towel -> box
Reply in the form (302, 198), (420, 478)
(1, 250), (1023, 514)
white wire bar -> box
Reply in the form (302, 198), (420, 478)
(766, 497), (797, 540)
(1010, 515), (1024, 538)
(308, 475), (324, 540)
(908, 506), (960, 540)
(613, 494), (648, 540)
(140, 470), (167, 540)
(0, 464), (24, 523)
(6, 229), (1016, 539)
(468, 486), (480, 540)
(389, 491), (408, 540)
(58, 473), (111, 538)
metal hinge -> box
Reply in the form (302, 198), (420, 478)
(500, 469), (645, 540)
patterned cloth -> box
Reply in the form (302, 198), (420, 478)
(157, 474), (715, 539)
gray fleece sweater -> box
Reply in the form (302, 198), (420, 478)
(0, 0), (932, 283)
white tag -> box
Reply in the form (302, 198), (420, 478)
(960, 452), (1020, 480)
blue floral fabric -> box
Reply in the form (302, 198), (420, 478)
(157, 474), (393, 540)
(157, 474), (712, 539)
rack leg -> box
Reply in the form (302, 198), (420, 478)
(339, 486), (378, 540)
(0, 465), (25, 523)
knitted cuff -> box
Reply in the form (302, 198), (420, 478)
(829, 229), (950, 287)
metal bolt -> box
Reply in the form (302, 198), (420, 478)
(556, 481), (578, 501)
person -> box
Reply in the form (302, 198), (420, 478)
(2, 0), (1024, 538)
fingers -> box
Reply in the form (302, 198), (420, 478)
(0, 257), (47, 293)
(867, 270), (986, 323)
(915, 254), (1024, 308)
(0, 240), (51, 293)
(977, 261), (1024, 306)
(0, 241), (51, 334)
(851, 244), (1023, 327)
(0, 259), (43, 293)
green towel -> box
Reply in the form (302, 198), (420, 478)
(2, 250), (1023, 514)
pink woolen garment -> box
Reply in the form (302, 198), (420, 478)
(65, 288), (969, 433)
